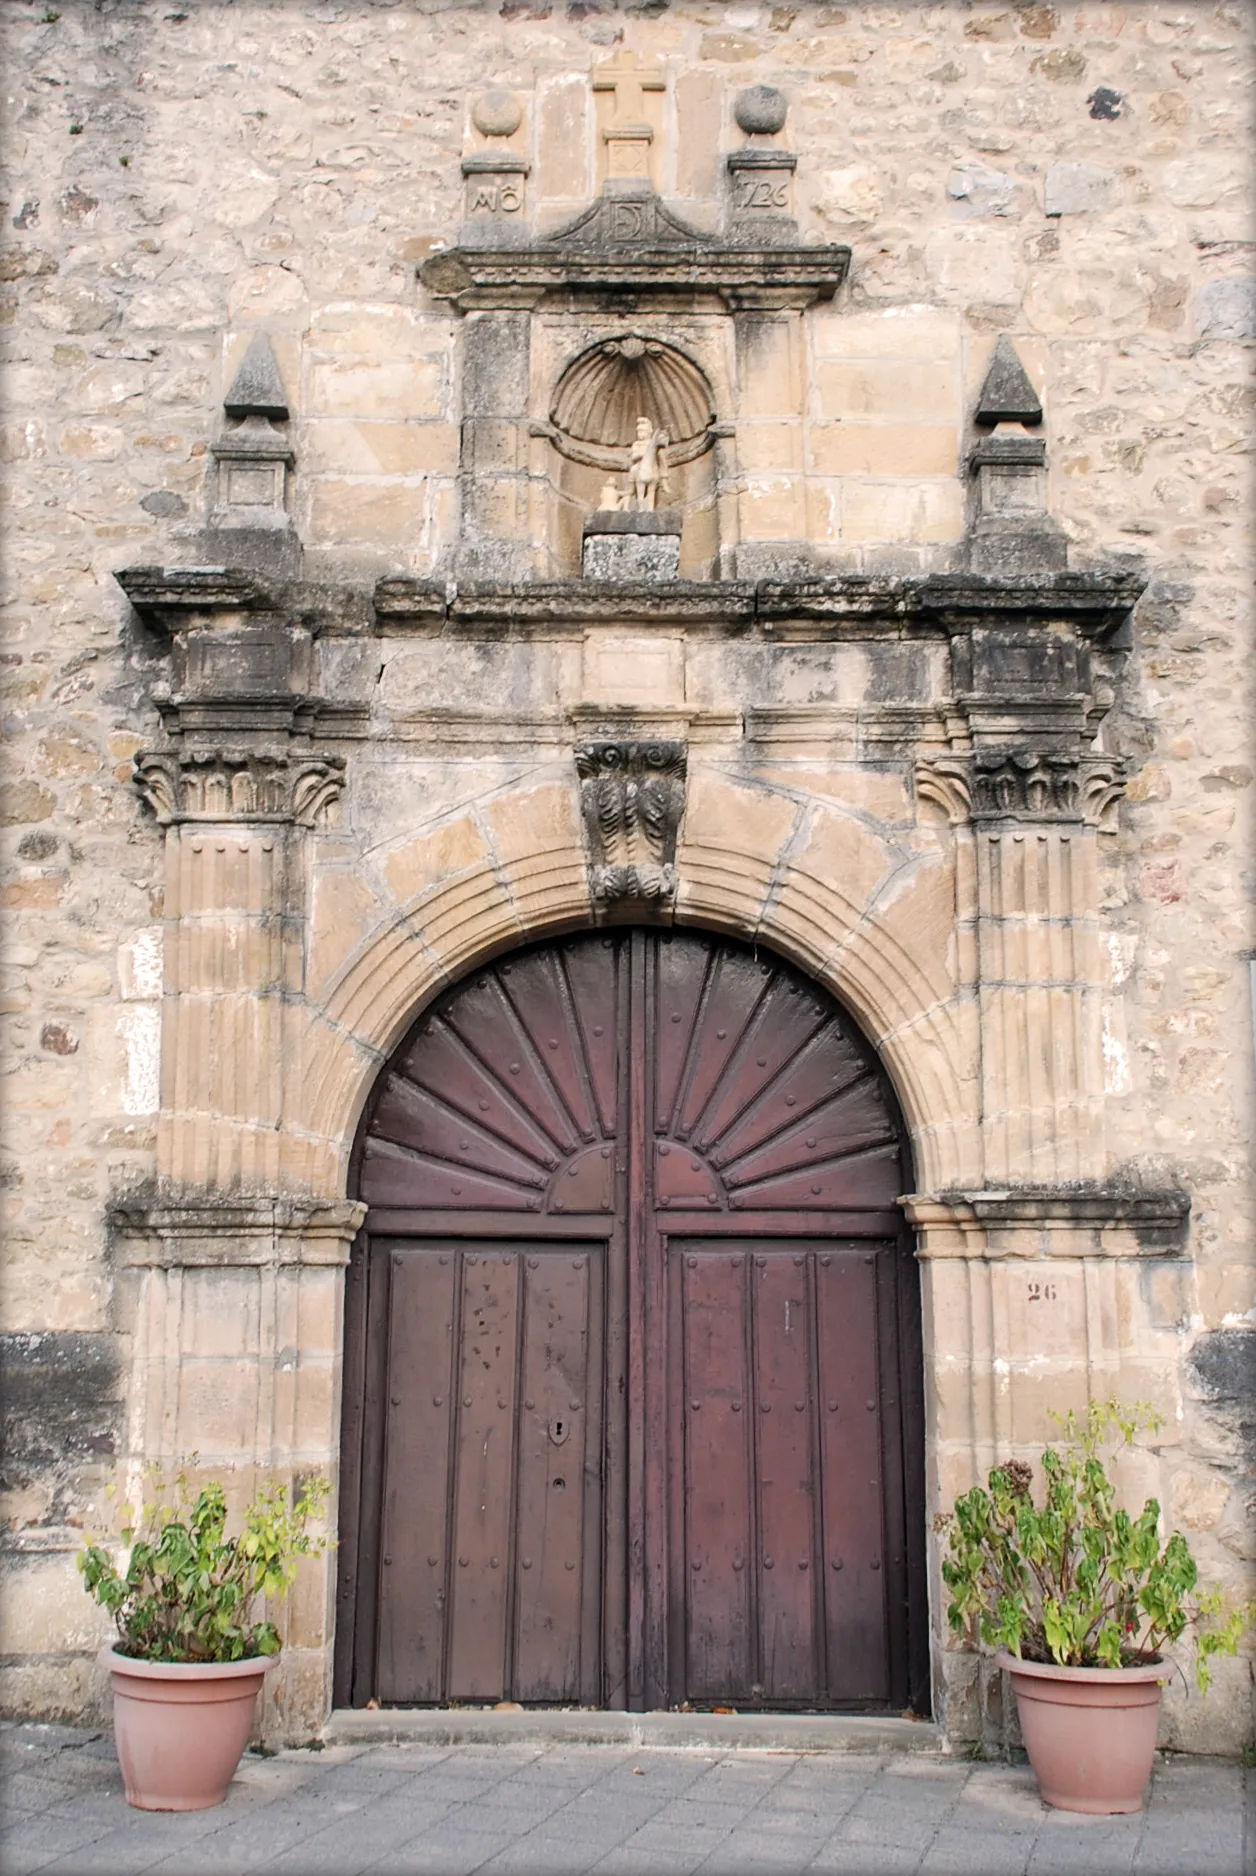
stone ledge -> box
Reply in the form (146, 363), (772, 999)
(582, 509), (683, 535)
(117, 567), (1146, 641)
(109, 1199), (366, 1267)
(904, 1185), (1191, 1258)
(372, 569), (1146, 637)
(419, 242), (850, 314)
(324, 1707), (941, 1754)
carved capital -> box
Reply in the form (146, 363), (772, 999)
(971, 748), (1082, 821)
(134, 749), (346, 827)
(914, 755), (972, 827)
(916, 751), (1124, 829)
(575, 739), (686, 906)
(1080, 758), (1125, 832)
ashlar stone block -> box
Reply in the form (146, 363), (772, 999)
(812, 426), (959, 478)
(307, 358), (444, 422)
(303, 420), (459, 477)
(307, 479), (429, 549)
(815, 360), (961, 425)
(840, 478), (964, 544)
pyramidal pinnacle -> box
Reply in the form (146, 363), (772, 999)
(223, 331), (290, 421)
(975, 335), (1042, 427)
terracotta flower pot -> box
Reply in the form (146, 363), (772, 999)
(996, 1650), (1166, 1815)
(102, 1646), (276, 1811)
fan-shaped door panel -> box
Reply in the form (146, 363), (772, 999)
(339, 930), (926, 1716)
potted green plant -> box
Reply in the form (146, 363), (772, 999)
(940, 1398), (1251, 1815)
(79, 1465), (330, 1811)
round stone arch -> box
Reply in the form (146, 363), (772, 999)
(294, 774), (974, 1205)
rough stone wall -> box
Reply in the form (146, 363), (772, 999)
(0, 0), (1252, 1747)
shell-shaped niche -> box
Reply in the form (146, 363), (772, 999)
(550, 334), (716, 470)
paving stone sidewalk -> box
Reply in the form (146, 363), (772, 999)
(1, 1721), (1251, 1876)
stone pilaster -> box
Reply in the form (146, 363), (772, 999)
(118, 569), (350, 1199)
(902, 1183), (1190, 1745)
(109, 1197), (366, 1740)
(917, 746), (1122, 1185)
(457, 309), (533, 579)
(134, 751), (344, 1194)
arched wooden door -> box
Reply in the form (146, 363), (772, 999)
(335, 929), (927, 1715)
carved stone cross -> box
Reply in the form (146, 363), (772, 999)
(592, 49), (666, 121)
(593, 49), (665, 187)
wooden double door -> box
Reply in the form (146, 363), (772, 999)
(336, 930), (927, 1714)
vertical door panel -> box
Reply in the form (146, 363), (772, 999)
(561, 939), (620, 1137)
(447, 1253), (521, 1700)
(682, 1253), (753, 1701)
(512, 1252), (592, 1701)
(377, 1249), (457, 1703)
(752, 1253), (818, 1701)
(816, 1251), (889, 1703)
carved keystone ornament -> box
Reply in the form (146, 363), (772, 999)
(575, 740), (686, 905)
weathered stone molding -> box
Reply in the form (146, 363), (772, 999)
(575, 738), (686, 905)
(418, 198), (848, 312)
(133, 749), (346, 827)
(373, 568), (1145, 636)
(109, 1198), (366, 1267)
(902, 1186), (1190, 1259)
(117, 564), (1145, 641)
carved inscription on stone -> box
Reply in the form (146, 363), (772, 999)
(462, 155), (529, 221)
(737, 174), (791, 212)
(575, 739), (685, 903)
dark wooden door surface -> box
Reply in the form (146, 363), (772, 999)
(337, 930), (926, 1715)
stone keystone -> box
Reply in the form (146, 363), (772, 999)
(974, 335), (1042, 427)
(224, 331), (290, 421)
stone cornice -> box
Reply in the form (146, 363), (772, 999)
(116, 565), (276, 629)
(374, 569), (1145, 637)
(419, 238), (850, 313)
(109, 1198), (367, 1266)
(117, 567), (1146, 645)
(902, 1185), (1190, 1258)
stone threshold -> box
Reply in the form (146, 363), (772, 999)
(324, 1707), (942, 1755)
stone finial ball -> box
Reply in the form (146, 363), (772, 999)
(472, 90), (524, 137)
(734, 85), (788, 136)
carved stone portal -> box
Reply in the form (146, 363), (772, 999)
(575, 739), (686, 905)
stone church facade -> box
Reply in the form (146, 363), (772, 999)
(1, 1), (1251, 1752)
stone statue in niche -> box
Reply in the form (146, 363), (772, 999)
(627, 417), (670, 512)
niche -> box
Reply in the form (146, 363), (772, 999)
(544, 334), (720, 578)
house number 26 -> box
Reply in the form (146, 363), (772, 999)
(1026, 1280), (1058, 1303)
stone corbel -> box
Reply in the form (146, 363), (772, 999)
(575, 738), (686, 907)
